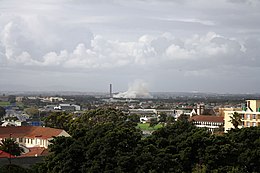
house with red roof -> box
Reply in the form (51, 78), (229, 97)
(0, 126), (70, 149)
(190, 115), (224, 133)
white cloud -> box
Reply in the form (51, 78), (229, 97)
(0, 16), (255, 72)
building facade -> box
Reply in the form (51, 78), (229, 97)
(0, 126), (70, 148)
(190, 115), (224, 133)
(224, 100), (260, 132)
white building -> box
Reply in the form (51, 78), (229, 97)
(190, 115), (224, 133)
(52, 104), (81, 111)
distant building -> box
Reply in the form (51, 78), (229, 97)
(1, 120), (22, 127)
(41, 97), (65, 103)
(51, 104), (81, 111)
(0, 95), (8, 102)
(16, 96), (25, 102)
(196, 103), (205, 115)
(224, 100), (260, 132)
(44, 105), (56, 111)
(190, 115), (224, 133)
(139, 116), (157, 123)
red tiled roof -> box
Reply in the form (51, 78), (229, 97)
(190, 115), (224, 123)
(19, 147), (49, 157)
(0, 126), (65, 139)
(0, 150), (15, 158)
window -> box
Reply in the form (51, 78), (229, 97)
(31, 139), (33, 144)
(247, 114), (250, 119)
(19, 138), (23, 142)
(253, 114), (256, 119)
(246, 121), (250, 127)
(253, 122), (256, 127)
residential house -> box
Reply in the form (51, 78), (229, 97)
(0, 126), (70, 149)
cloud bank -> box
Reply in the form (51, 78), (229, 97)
(1, 17), (258, 72)
(0, 0), (260, 93)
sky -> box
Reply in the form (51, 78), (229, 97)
(0, 0), (260, 93)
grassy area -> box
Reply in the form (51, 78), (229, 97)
(0, 101), (10, 107)
(137, 123), (163, 131)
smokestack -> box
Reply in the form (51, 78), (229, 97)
(109, 84), (112, 98)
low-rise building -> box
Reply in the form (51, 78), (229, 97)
(190, 115), (224, 133)
(0, 126), (70, 149)
(53, 104), (81, 111)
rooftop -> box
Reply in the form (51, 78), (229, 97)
(0, 150), (15, 158)
(190, 115), (224, 123)
(0, 126), (66, 139)
(19, 147), (49, 157)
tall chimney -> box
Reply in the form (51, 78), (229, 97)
(109, 84), (112, 98)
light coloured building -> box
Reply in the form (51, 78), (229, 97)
(224, 100), (260, 132)
(190, 115), (224, 133)
(0, 126), (70, 148)
(52, 104), (81, 111)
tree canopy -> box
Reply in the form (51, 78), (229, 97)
(229, 112), (242, 129)
(32, 108), (260, 173)
(0, 106), (6, 119)
(0, 138), (24, 156)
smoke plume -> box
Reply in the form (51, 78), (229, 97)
(113, 80), (153, 99)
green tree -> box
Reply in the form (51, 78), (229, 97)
(227, 127), (260, 173)
(0, 164), (30, 173)
(178, 113), (189, 122)
(0, 138), (24, 156)
(0, 106), (6, 120)
(136, 121), (210, 173)
(8, 95), (16, 104)
(229, 112), (242, 129)
(166, 116), (175, 124)
(158, 112), (167, 123)
(43, 112), (74, 132)
(24, 107), (39, 117)
(149, 117), (158, 128)
(31, 108), (260, 173)
(128, 113), (141, 123)
(69, 108), (126, 134)
(37, 122), (141, 173)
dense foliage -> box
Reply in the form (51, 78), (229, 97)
(0, 164), (30, 173)
(0, 138), (24, 156)
(33, 108), (260, 173)
(0, 106), (6, 119)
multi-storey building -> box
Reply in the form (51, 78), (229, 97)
(224, 100), (260, 132)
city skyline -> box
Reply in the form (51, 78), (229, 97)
(0, 0), (260, 93)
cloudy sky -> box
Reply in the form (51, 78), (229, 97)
(0, 0), (260, 93)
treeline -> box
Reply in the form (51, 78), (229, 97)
(2, 108), (260, 173)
